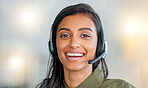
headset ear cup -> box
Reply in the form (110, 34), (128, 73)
(96, 41), (104, 57)
(48, 41), (54, 56)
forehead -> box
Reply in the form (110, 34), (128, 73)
(57, 14), (96, 32)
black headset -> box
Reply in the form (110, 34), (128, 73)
(88, 40), (108, 64)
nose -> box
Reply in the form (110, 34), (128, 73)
(68, 37), (80, 49)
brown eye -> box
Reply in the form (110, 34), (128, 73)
(81, 33), (90, 38)
(60, 33), (70, 39)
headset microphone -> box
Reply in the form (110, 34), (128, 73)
(88, 41), (108, 64)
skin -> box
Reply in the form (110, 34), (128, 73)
(56, 13), (98, 88)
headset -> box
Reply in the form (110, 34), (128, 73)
(48, 39), (108, 64)
(88, 40), (108, 64)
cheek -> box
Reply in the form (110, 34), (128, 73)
(88, 42), (97, 53)
(84, 38), (97, 58)
(56, 38), (69, 50)
(56, 38), (69, 60)
(56, 39), (64, 55)
(56, 40), (65, 64)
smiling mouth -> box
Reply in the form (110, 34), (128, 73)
(65, 52), (85, 61)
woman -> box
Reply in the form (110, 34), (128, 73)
(38, 3), (135, 88)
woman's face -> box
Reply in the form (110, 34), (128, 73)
(56, 14), (97, 71)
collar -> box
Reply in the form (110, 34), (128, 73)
(64, 67), (105, 88)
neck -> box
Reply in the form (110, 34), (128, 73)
(64, 66), (92, 88)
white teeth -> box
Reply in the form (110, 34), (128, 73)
(66, 53), (83, 57)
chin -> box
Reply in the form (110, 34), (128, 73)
(64, 63), (92, 72)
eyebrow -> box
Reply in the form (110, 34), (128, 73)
(58, 28), (70, 32)
(58, 27), (93, 32)
(78, 28), (93, 32)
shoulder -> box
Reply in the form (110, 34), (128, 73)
(100, 79), (135, 88)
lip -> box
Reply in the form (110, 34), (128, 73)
(65, 51), (85, 61)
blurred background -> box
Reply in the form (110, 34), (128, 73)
(0, 0), (148, 88)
